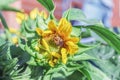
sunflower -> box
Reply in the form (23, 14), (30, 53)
(30, 8), (47, 20)
(36, 18), (79, 67)
(16, 8), (47, 24)
(9, 28), (19, 44)
(16, 12), (28, 24)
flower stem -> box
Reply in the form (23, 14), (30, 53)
(0, 11), (11, 41)
(49, 11), (54, 19)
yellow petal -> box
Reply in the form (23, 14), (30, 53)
(16, 12), (27, 24)
(49, 60), (54, 67)
(16, 12), (24, 20)
(61, 48), (67, 64)
(53, 59), (58, 63)
(30, 8), (39, 20)
(58, 18), (72, 37)
(35, 45), (39, 51)
(39, 11), (47, 19)
(16, 18), (22, 24)
(41, 39), (49, 51)
(42, 30), (52, 37)
(51, 52), (61, 58)
(12, 37), (18, 44)
(48, 20), (57, 32)
(36, 28), (43, 36)
(67, 37), (80, 43)
(9, 28), (17, 34)
(66, 41), (78, 55)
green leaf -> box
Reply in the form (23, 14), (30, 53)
(4, 58), (18, 74)
(66, 63), (84, 72)
(43, 74), (51, 80)
(77, 43), (99, 54)
(70, 53), (96, 61)
(11, 66), (31, 80)
(80, 25), (120, 54)
(0, 12), (12, 41)
(63, 8), (103, 26)
(18, 39), (25, 51)
(30, 67), (44, 80)
(0, 6), (21, 12)
(0, 42), (9, 56)
(66, 70), (89, 80)
(52, 73), (66, 80)
(27, 57), (37, 66)
(46, 66), (63, 75)
(0, 38), (6, 46)
(20, 23), (36, 38)
(37, 0), (55, 19)
(0, 12), (9, 29)
(24, 44), (36, 57)
(71, 27), (81, 37)
(85, 63), (111, 80)
(85, 44), (120, 79)
(63, 8), (86, 21)
(37, 0), (54, 12)
(79, 68), (92, 80)
(24, 22), (35, 33)
(36, 16), (47, 30)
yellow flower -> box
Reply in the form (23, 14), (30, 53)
(41, 39), (50, 51)
(61, 48), (67, 64)
(16, 12), (28, 24)
(16, 8), (47, 24)
(36, 18), (79, 67)
(35, 45), (39, 51)
(9, 28), (20, 35)
(9, 28), (17, 34)
(39, 11), (47, 19)
(49, 59), (55, 67)
(30, 8), (47, 20)
(8, 28), (19, 44)
(12, 36), (18, 44)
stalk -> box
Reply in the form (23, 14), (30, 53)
(0, 11), (11, 41)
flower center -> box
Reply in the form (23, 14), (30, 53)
(53, 34), (64, 47)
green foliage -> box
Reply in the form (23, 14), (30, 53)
(84, 62), (111, 80)
(1, 0), (120, 80)
(0, 6), (21, 12)
(71, 27), (81, 37)
(37, 0), (55, 19)
(80, 25), (120, 54)
(37, 0), (54, 12)
(77, 43), (99, 54)
(0, 39), (29, 80)
(63, 8), (86, 21)
(70, 53), (96, 61)
(0, 12), (11, 41)
(86, 45), (120, 80)
(0, 12), (8, 29)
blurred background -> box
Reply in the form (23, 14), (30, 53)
(0, 0), (120, 29)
